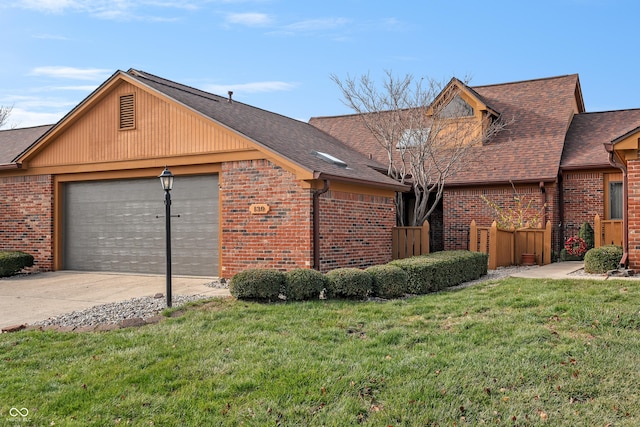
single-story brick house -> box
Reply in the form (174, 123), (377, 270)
(310, 74), (640, 263)
(0, 69), (407, 278)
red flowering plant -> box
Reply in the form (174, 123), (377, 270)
(565, 236), (588, 257)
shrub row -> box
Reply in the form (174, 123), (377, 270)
(0, 251), (34, 278)
(230, 250), (489, 301)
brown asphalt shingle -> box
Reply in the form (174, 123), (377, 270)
(0, 125), (53, 165)
(310, 74), (585, 185)
(127, 70), (406, 190)
(561, 109), (640, 169)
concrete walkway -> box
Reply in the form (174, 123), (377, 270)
(511, 261), (585, 279)
(0, 271), (230, 329)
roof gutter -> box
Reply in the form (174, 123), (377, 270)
(604, 142), (628, 268)
(0, 163), (22, 170)
(313, 171), (409, 192)
(312, 179), (330, 271)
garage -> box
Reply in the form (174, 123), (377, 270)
(63, 175), (219, 276)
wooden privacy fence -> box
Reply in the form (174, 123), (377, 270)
(594, 214), (623, 247)
(469, 220), (552, 270)
(392, 221), (430, 259)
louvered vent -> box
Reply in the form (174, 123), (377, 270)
(119, 94), (135, 130)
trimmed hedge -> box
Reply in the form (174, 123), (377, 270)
(366, 264), (408, 299)
(390, 250), (488, 294)
(284, 268), (328, 301)
(0, 251), (34, 278)
(229, 250), (489, 302)
(325, 268), (372, 299)
(584, 245), (623, 274)
(229, 268), (285, 301)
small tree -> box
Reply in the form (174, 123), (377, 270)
(0, 105), (12, 129)
(331, 71), (509, 226)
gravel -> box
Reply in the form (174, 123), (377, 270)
(31, 279), (229, 329)
(28, 268), (535, 330)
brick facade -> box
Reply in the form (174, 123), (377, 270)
(561, 171), (605, 241)
(443, 184), (562, 255)
(0, 174), (54, 271)
(627, 160), (640, 270)
(220, 159), (397, 278)
(220, 159), (314, 278)
(318, 189), (396, 272)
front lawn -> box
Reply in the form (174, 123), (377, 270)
(2, 277), (640, 426)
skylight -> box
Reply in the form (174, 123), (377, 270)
(313, 151), (348, 168)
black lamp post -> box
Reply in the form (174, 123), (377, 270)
(159, 167), (174, 307)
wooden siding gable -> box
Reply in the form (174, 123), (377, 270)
(20, 75), (255, 169)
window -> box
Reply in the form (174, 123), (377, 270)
(396, 128), (430, 149)
(609, 181), (623, 220)
(438, 95), (474, 118)
(119, 94), (135, 130)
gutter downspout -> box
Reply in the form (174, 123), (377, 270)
(606, 144), (629, 268)
(312, 179), (330, 271)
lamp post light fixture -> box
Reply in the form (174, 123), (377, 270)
(159, 166), (174, 307)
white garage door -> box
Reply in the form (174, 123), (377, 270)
(63, 175), (219, 276)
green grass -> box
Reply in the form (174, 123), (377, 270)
(2, 277), (640, 426)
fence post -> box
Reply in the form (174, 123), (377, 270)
(489, 221), (498, 270)
(421, 220), (430, 255)
(469, 220), (477, 252)
(594, 214), (602, 248)
(544, 221), (552, 265)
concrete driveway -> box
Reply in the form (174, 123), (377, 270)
(0, 271), (230, 329)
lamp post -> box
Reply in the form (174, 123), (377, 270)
(159, 167), (174, 307)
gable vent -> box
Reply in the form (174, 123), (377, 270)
(119, 94), (135, 130)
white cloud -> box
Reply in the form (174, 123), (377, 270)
(225, 12), (271, 26)
(204, 81), (298, 94)
(1, 107), (64, 129)
(283, 17), (350, 32)
(30, 66), (111, 81)
(15, 0), (203, 20)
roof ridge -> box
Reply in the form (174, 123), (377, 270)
(472, 73), (579, 90)
(577, 107), (640, 115)
(0, 124), (54, 133)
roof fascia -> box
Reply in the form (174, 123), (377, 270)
(427, 78), (498, 118)
(573, 75), (586, 113)
(313, 171), (409, 192)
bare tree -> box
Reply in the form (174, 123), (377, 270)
(331, 71), (508, 226)
(0, 105), (13, 129)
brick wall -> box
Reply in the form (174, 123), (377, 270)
(220, 159), (313, 278)
(627, 160), (640, 270)
(318, 189), (396, 272)
(0, 174), (53, 271)
(443, 183), (561, 255)
(562, 171), (604, 241)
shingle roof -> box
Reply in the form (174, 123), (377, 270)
(0, 125), (53, 165)
(561, 109), (640, 169)
(127, 69), (406, 191)
(310, 74), (583, 185)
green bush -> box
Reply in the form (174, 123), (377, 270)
(579, 222), (595, 250)
(229, 268), (285, 301)
(284, 268), (328, 301)
(325, 268), (372, 299)
(584, 245), (623, 274)
(390, 250), (488, 294)
(559, 248), (583, 262)
(366, 264), (408, 299)
(0, 251), (34, 277)
(388, 256), (435, 294)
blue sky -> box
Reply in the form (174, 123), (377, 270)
(1, 0), (639, 129)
